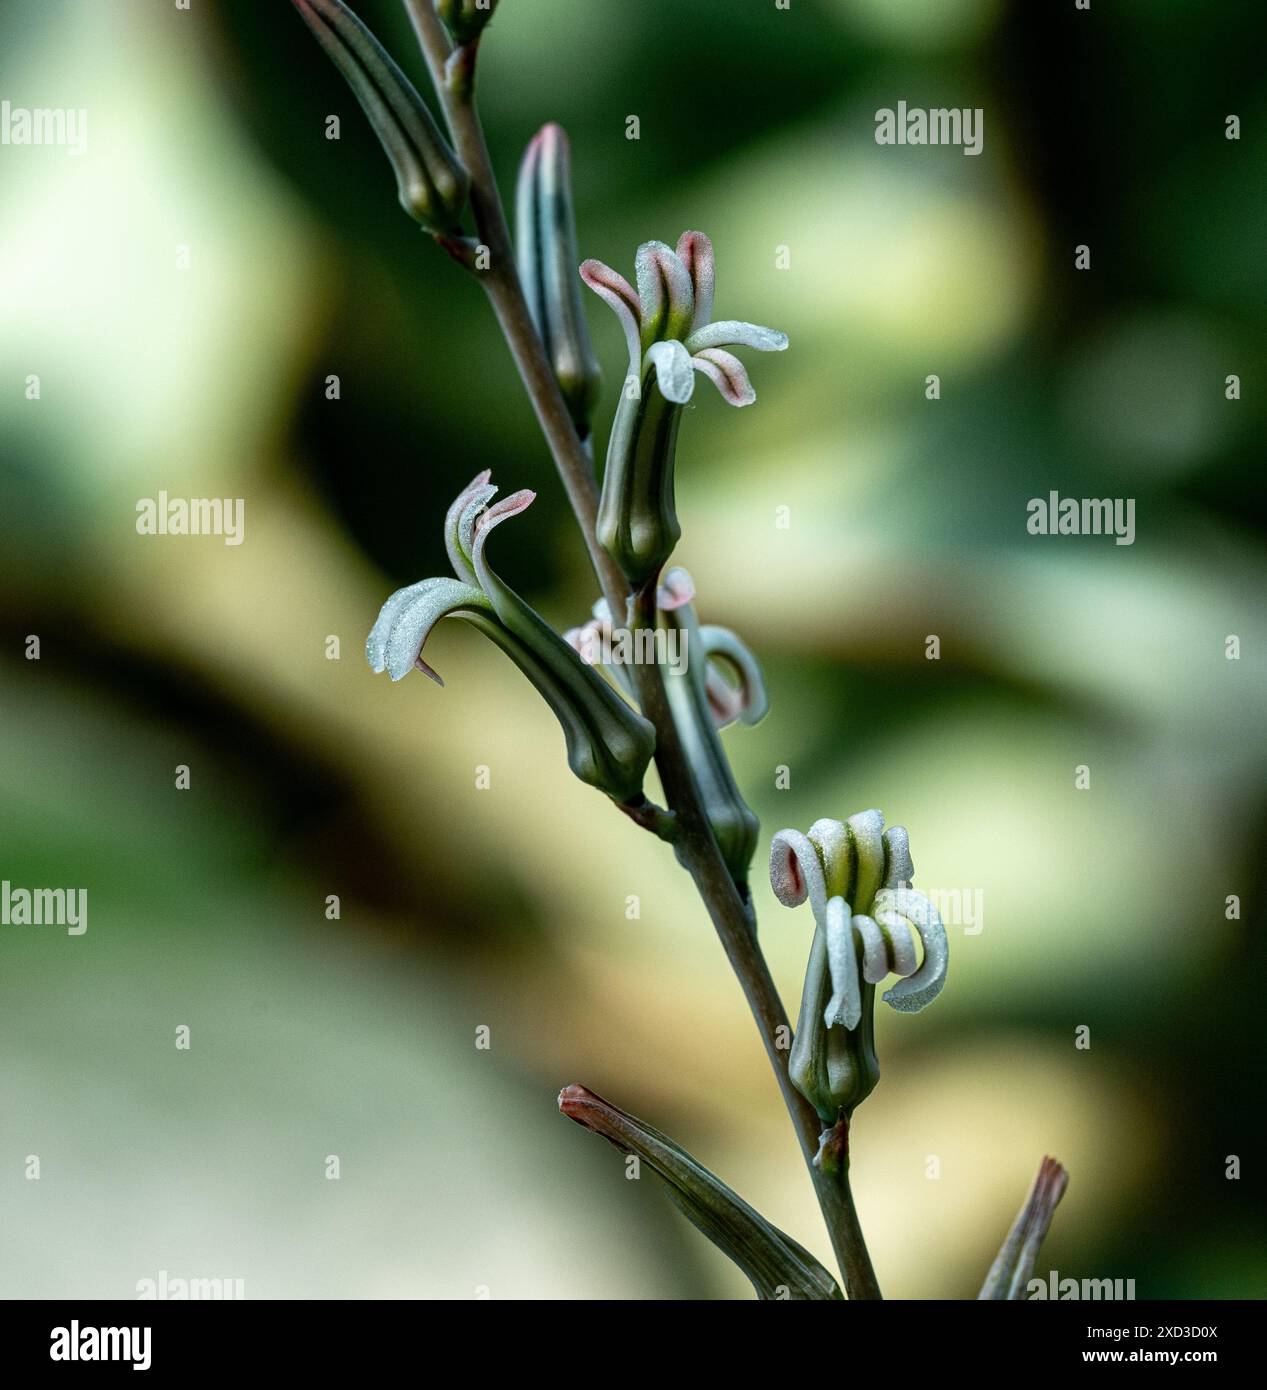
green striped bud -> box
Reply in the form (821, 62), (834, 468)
(516, 124), (602, 438)
(660, 569), (766, 889)
(292, 0), (468, 233)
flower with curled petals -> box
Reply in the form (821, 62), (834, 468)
(366, 471), (655, 803)
(563, 567), (766, 731)
(769, 811), (948, 1123)
(581, 231), (787, 408)
(581, 232), (788, 585)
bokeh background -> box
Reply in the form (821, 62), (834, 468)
(1, 0), (1264, 1299)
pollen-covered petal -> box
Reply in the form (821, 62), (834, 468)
(769, 828), (827, 922)
(580, 259), (643, 373)
(367, 578), (433, 674)
(685, 320), (788, 355)
(444, 471), (495, 583)
(874, 909), (919, 978)
(366, 575), (493, 683)
(691, 348), (755, 407)
(877, 887), (948, 1014)
(675, 230), (715, 334)
(853, 913), (890, 985)
(635, 240), (694, 347)
(824, 896), (862, 1031)
(455, 487), (500, 580)
(882, 824), (914, 890)
(845, 809), (887, 915)
(646, 339), (696, 404)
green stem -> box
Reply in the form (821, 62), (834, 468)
(401, 0), (880, 1299)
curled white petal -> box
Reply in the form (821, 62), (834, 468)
(635, 239), (694, 345)
(580, 258), (643, 375)
(873, 909), (919, 978)
(769, 828), (826, 923)
(853, 913), (891, 985)
(699, 624), (769, 727)
(675, 230), (715, 335)
(443, 471), (494, 583)
(367, 578), (434, 674)
(807, 818), (847, 896)
(366, 576), (492, 683)
(882, 824), (914, 889)
(848, 809), (887, 912)
(824, 896), (861, 1031)
(646, 339), (696, 404)
(877, 887), (948, 1014)
(685, 320), (788, 355)
(690, 348), (755, 407)
(456, 488), (498, 578)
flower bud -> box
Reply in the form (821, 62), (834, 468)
(559, 1084), (842, 1300)
(437, 0), (499, 45)
(770, 814), (949, 1122)
(516, 124), (602, 437)
(581, 233), (788, 584)
(292, 0), (468, 233)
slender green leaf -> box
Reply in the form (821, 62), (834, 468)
(559, 1084), (843, 1300)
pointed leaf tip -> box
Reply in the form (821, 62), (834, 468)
(978, 1156), (1070, 1299)
(558, 1084), (842, 1300)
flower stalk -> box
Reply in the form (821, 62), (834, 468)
(400, 0), (878, 1297)
(281, 0), (1013, 1302)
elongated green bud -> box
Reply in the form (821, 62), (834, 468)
(559, 1085), (842, 1300)
(438, 0), (499, 45)
(516, 124), (603, 438)
(660, 571), (761, 888)
(292, 0), (468, 233)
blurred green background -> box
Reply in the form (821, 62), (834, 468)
(1, 0), (1264, 1299)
